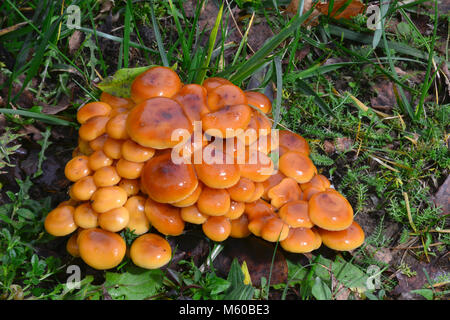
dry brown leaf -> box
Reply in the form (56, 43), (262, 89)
(433, 175), (450, 215)
(316, 0), (365, 19)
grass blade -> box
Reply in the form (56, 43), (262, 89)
(272, 56), (283, 128)
(296, 78), (334, 118)
(0, 108), (74, 126)
(149, 0), (169, 67)
(123, 0), (132, 68)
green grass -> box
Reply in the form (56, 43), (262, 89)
(0, 0), (448, 300)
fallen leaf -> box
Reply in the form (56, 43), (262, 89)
(316, 0), (365, 20)
(323, 140), (336, 154)
(370, 80), (397, 111)
(285, 0), (322, 26)
(433, 175), (450, 215)
(68, 30), (84, 55)
(335, 137), (353, 152)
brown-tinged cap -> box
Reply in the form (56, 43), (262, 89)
(197, 186), (231, 216)
(245, 91), (272, 114)
(180, 205), (208, 225)
(89, 134), (109, 152)
(173, 84), (210, 125)
(78, 138), (94, 156)
(202, 216), (232, 242)
(144, 198), (185, 236)
(238, 148), (274, 182)
(65, 155), (92, 182)
(126, 97), (193, 149)
(206, 84), (247, 111)
(78, 228), (126, 270)
(78, 116), (110, 141)
(279, 151), (316, 184)
(74, 202), (99, 229)
(66, 232), (80, 257)
(244, 199), (276, 220)
(278, 200), (313, 228)
(280, 227), (317, 253)
(300, 174), (331, 191)
(318, 221), (364, 251)
(260, 217), (290, 242)
(302, 186), (322, 201)
(308, 190), (354, 231)
(44, 205), (77, 236)
(106, 113), (130, 140)
(98, 206), (130, 233)
(100, 92), (134, 109)
(91, 186), (128, 213)
(124, 196), (150, 235)
(202, 77), (232, 92)
(202, 104), (252, 138)
(261, 171), (286, 200)
(141, 152), (198, 203)
(130, 66), (182, 103)
(278, 130), (310, 156)
(267, 177), (302, 209)
(247, 212), (276, 237)
(77, 102), (111, 124)
(130, 233), (172, 269)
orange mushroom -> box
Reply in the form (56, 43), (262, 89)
(245, 182), (265, 203)
(44, 205), (77, 237)
(77, 102), (111, 124)
(130, 66), (182, 103)
(318, 221), (364, 251)
(121, 139), (155, 163)
(202, 216), (232, 242)
(278, 200), (313, 228)
(78, 116), (110, 141)
(103, 138), (124, 159)
(88, 150), (113, 171)
(300, 174), (331, 191)
(115, 158), (144, 180)
(173, 84), (210, 125)
(144, 198), (185, 236)
(126, 97), (193, 149)
(73, 202), (99, 229)
(278, 130), (310, 156)
(105, 113), (129, 140)
(93, 165), (121, 187)
(118, 178), (140, 197)
(71, 176), (97, 201)
(130, 233), (172, 269)
(66, 231), (80, 257)
(308, 190), (354, 231)
(98, 207), (130, 232)
(65, 155), (92, 182)
(244, 199), (276, 221)
(267, 177), (302, 209)
(100, 91), (134, 109)
(180, 205), (208, 224)
(279, 151), (316, 184)
(206, 84), (247, 111)
(224, 201), (245, 220)
(124, 195), (150, 235)
(238, 148), (274, 182)
(280, 227), (317, 253)
(202, 104), (252, 138)
(78, 228), (126, 270)
(227, 177), (256, 202)
(202, 77), (232, 92)
(89, 134), (108, 152)
(91, 186), (128, 213)
(171, 182), (203, 208)
(141, 152), (198, 204)
(245, 91), (272, 114)
(197, 186), (230, 216)
(261, 171), (286, 200)
(230, 214), (251, 238)
(260, 217), (290, 242)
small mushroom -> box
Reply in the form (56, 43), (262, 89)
(66, 231), (81, 257)
(88, 150), (113, 171)
(280, 227), (317, 253)
(308, 190), (354, 231)
(244, 199), (276, 220)
(89, 134), (108, 152)
(261, 171), (285, 200)
(71, 176), (97, 201)
(224, 201), (245, 220)
(130, 233), (172, 269)
(239, 148), (274, 182)
(78, 116), (110, 141)
(278, 130), (310, 156)
(73, 202), (99, 229)
(318, 221), (364, 251)
(144, 198), (185, 236)
(121, 139), (155, 163)
(65, 155), (92, 182)
(115, 158), (144, 180)
(100, 92), (134, 109)
(103, 138), (125, 159)
(173, 84), (210, 125)
(78, 138), (94, 156)
(141, 152), (198, 203)
(202, 77), (232, 92)
(230, 214), (251, 238)
(130, 66), (182, 103)
(197, 186), (231, 216)
(267, 177), (302, 209)
(77, 102), (111, 124)
(206, 84), (247, 111)
(105, 113), (129, 140)
(278, 200), (313, 228)
(91, 186), (128, 213)
(245, 91), (272, 114)
(226, 177), (256, 202)
(124, 196), (150, 235)
(202, 104), (252, 138)
(98, 207), (130, 232)
(118, 179), (140, 197)
(93, 165), (121, 187)
(279, 151), (316, 184)
(44, 205), (77, 237)
(300, 174), (331, 191)
(126, 97), (193, 149)
(245, 182), (265, 203)
(260, 217), (290, 242)
(171, 182), (203, 208)
(247, 212), (276, 237)
(180, 205), (208, 224)
(78, 228), (126, 270)
(202, 216), (232, 242)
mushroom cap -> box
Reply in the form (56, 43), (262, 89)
(77, 102), (111, 124)
(78, 116), (110, 141)
(238, 148), (274, 182)
(106, 113), (129, 140)
(130, 66), (182, 103)
(278, 200), (313, 228)
(247, 212), (276, 237)
(278, 130), (310, 156)
(230, 214), (251, 238)
(300, 174), (331, 191)
(311, 227), (322, 250)
(98, 206), (130, 232)
(121, 139), (155, 163)
(180, 205), (208, 224)
(195, 145), (240, 189)
(130, 233), (172, 269)
(245, 91), (272, 114)
(74, 203), (99, 229)
(88, 150), (113, 171)
(202, 77), (233, 92)
(173, 84), (210, 125)
(141, 152), (198, 203)
(78, 228), (126, 270)
(91, 186), (128, 213)
(245, 182), (265, 203)
(66, 232), (80, 257)
(244, 199), (276, 220)
(206, 84), (248, 111)
(260, 217), (290, 242)
(124, 196), (150, 235)
(224, 201), (245, 220)
(261, 171), (286, 200)
(227, 177), (256, 202)
(103, 138), (124, 159)
(44, 205), (77, 236)
(172, 182), (203, 207)
(267, 177), (302, 209)
(280, 227), (317, 253)
(93, 165), (121, 187)
(126, 97), (193, 149)
(71, 176), (97, 201)
(236, 110), (271, 146)
(202, 104), (252, 138)
(65, 155), (92, 182)
(100, 92), (134, 109)
(115, 158), (144, 179)
(118, 178), (140, 197)
(308, 190), (354, 231)
(302, 186), (322, 201)
(279, 151), (316, 184)
(78, 138), (94, 156)
(197, 186), (231, 216)
(202, 216), (232, 242)
(144, 198), (185, 236)
(89, 134), (108, 151)
(318, 221), (364, 251)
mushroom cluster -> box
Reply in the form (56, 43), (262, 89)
(45, 66), (364, 271)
